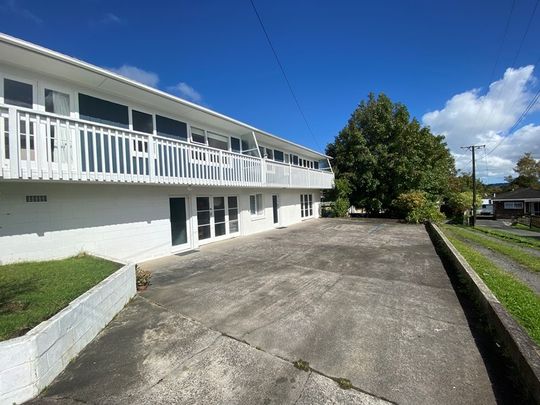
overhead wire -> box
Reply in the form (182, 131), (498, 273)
(248, 0), (323, 151)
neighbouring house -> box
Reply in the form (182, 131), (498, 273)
(0, 34), (334, 264)
(492, 188), (540, 219)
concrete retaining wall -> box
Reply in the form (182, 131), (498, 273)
(0, 263), (136, 405)
(427, 222), (540, 403)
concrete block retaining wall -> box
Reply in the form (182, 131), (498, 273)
(427, 222), (540, 403)
(0, 263), (136, 405)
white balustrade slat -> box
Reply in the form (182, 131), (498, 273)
(3, 108), (332, 188)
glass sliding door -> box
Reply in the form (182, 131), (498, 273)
(169, 197), (189, 248)
(197, 197), (211, 240)
(228, 196), (239, 233)
(214, 197), (226, 236)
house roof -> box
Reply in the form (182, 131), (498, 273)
(492, 188), (540, 201)
(0, 33), (330, 160)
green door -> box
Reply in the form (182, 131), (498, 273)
(169, 198), (188, 247)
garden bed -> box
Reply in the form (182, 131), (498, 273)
(0, 255), (121, 341)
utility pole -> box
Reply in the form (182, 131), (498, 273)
(461, 145), (485, 227)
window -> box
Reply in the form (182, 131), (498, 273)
(503, 201), (523, 209)
(156, 115), (187, 141)
(207, 132), (228, 150)
(250, 194), (263, 216)
(214, 197), (226, 236)
(314, 161), (319, 170)
(45, 89), (70, 116)
(197, 197), (211, 240)
(292, 155), (299, 165)
(4, 79), (33, 108)
(274, 150), (284, 162)
(301, 194), (313, 218)
(259, 146), (266, 158)
(266, 148), (274, 160)
(26, 195), (47, 203)
(231, 137), (241, 153)
(78, 93), (128, 128)
(284, 153), (290, 164)
(132, 110), (153, 134)
(228, 196), (239, 233)
(191, 127), (206, 144)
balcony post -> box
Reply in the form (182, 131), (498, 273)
(8, 107), (19, 178)
(261, 157), (266, 186)
(289, 163), (292, 188)
(219, 150), (224, 185)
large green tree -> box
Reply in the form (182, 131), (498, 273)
(505, 152), (540, 189)
(326, 93), (455, 214)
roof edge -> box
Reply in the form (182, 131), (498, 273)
(0, 32), (330, 159)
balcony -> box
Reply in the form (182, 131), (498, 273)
(0, 106), (334, 189)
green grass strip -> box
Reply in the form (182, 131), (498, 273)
(473, 226), (540, 250)
(513, 223), (540, 233)
(0, 255), (120, 341)
(443, 232), (540, 345)
(443, 225), (540, 273)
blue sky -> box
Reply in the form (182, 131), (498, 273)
(1, 0), (539, 182)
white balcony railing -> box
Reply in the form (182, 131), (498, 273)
(0, 106), (334, 189)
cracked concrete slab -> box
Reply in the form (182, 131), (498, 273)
(34, 218), (500, 404)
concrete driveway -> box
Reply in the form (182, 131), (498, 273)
(35, 219), (498, 404)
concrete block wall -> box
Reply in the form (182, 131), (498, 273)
(0, 182), (321, 264)
(0, 263), (136, 405)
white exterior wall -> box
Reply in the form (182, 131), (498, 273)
(0, 182), (320, 264)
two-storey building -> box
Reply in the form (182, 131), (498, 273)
(0, 34), (334, 264)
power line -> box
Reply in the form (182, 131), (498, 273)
(489, 0), (516, 83)
(248, 0), (322, 150)
(511, 0), (540, 67)
(487, 85), (540, 155)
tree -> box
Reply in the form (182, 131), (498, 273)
(505, 152), (540, 189)
(326, 93), (455, 215)
(393, 191), (445, 224)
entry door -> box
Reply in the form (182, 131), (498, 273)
(169, 197), (189, 249)
(272, 195), (279, 224)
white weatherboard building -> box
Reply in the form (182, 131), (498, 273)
(0, 34), (334, 265)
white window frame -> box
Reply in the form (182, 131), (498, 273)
(250, 193), (264, 218)
(503, 201), (523, 209)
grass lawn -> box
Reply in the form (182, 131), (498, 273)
(513, 223), (540, 233)
(0, 255), (121, 341)
(474, 226), (540, 250)
(442, 231), (540, 345)
(445, 225), (540, 273)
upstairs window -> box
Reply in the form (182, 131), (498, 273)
(266, 148), (274, 160)
(45, 89), (70, 116)
(274, 150), (284, 162)
(191, 127), (206, 144)
(79, 93), (128, 128)
(259, 146), (266, 158)
(314, 161), (319, 169)
(292, 154), (299, 165)
(132, 110), (153, 134)
(207, 132), (228, 150)
(4, 78), (33, 108)
(231, 137), (241, 153)
(156, 115), (187, 141)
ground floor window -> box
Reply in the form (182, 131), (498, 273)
(503, 201), (523, 209)
(250, 194), (264, 217)
(197, 195), (239, 241)
(301, 194), (313, 218)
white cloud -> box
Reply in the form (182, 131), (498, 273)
(422, 66), (540, 181)
(100, 12), (123, 25)
(168, 82), (203, 103)
(0, 0), (42, 24)
(107, 65), (159, 88)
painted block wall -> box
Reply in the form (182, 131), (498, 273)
(0, 263), (136, 405)
(0, 182), (321, 264)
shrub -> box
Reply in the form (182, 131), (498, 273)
(332, 197), (350, 217)
(393, 190), (445, 224)
(136, 265), (152, 290)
